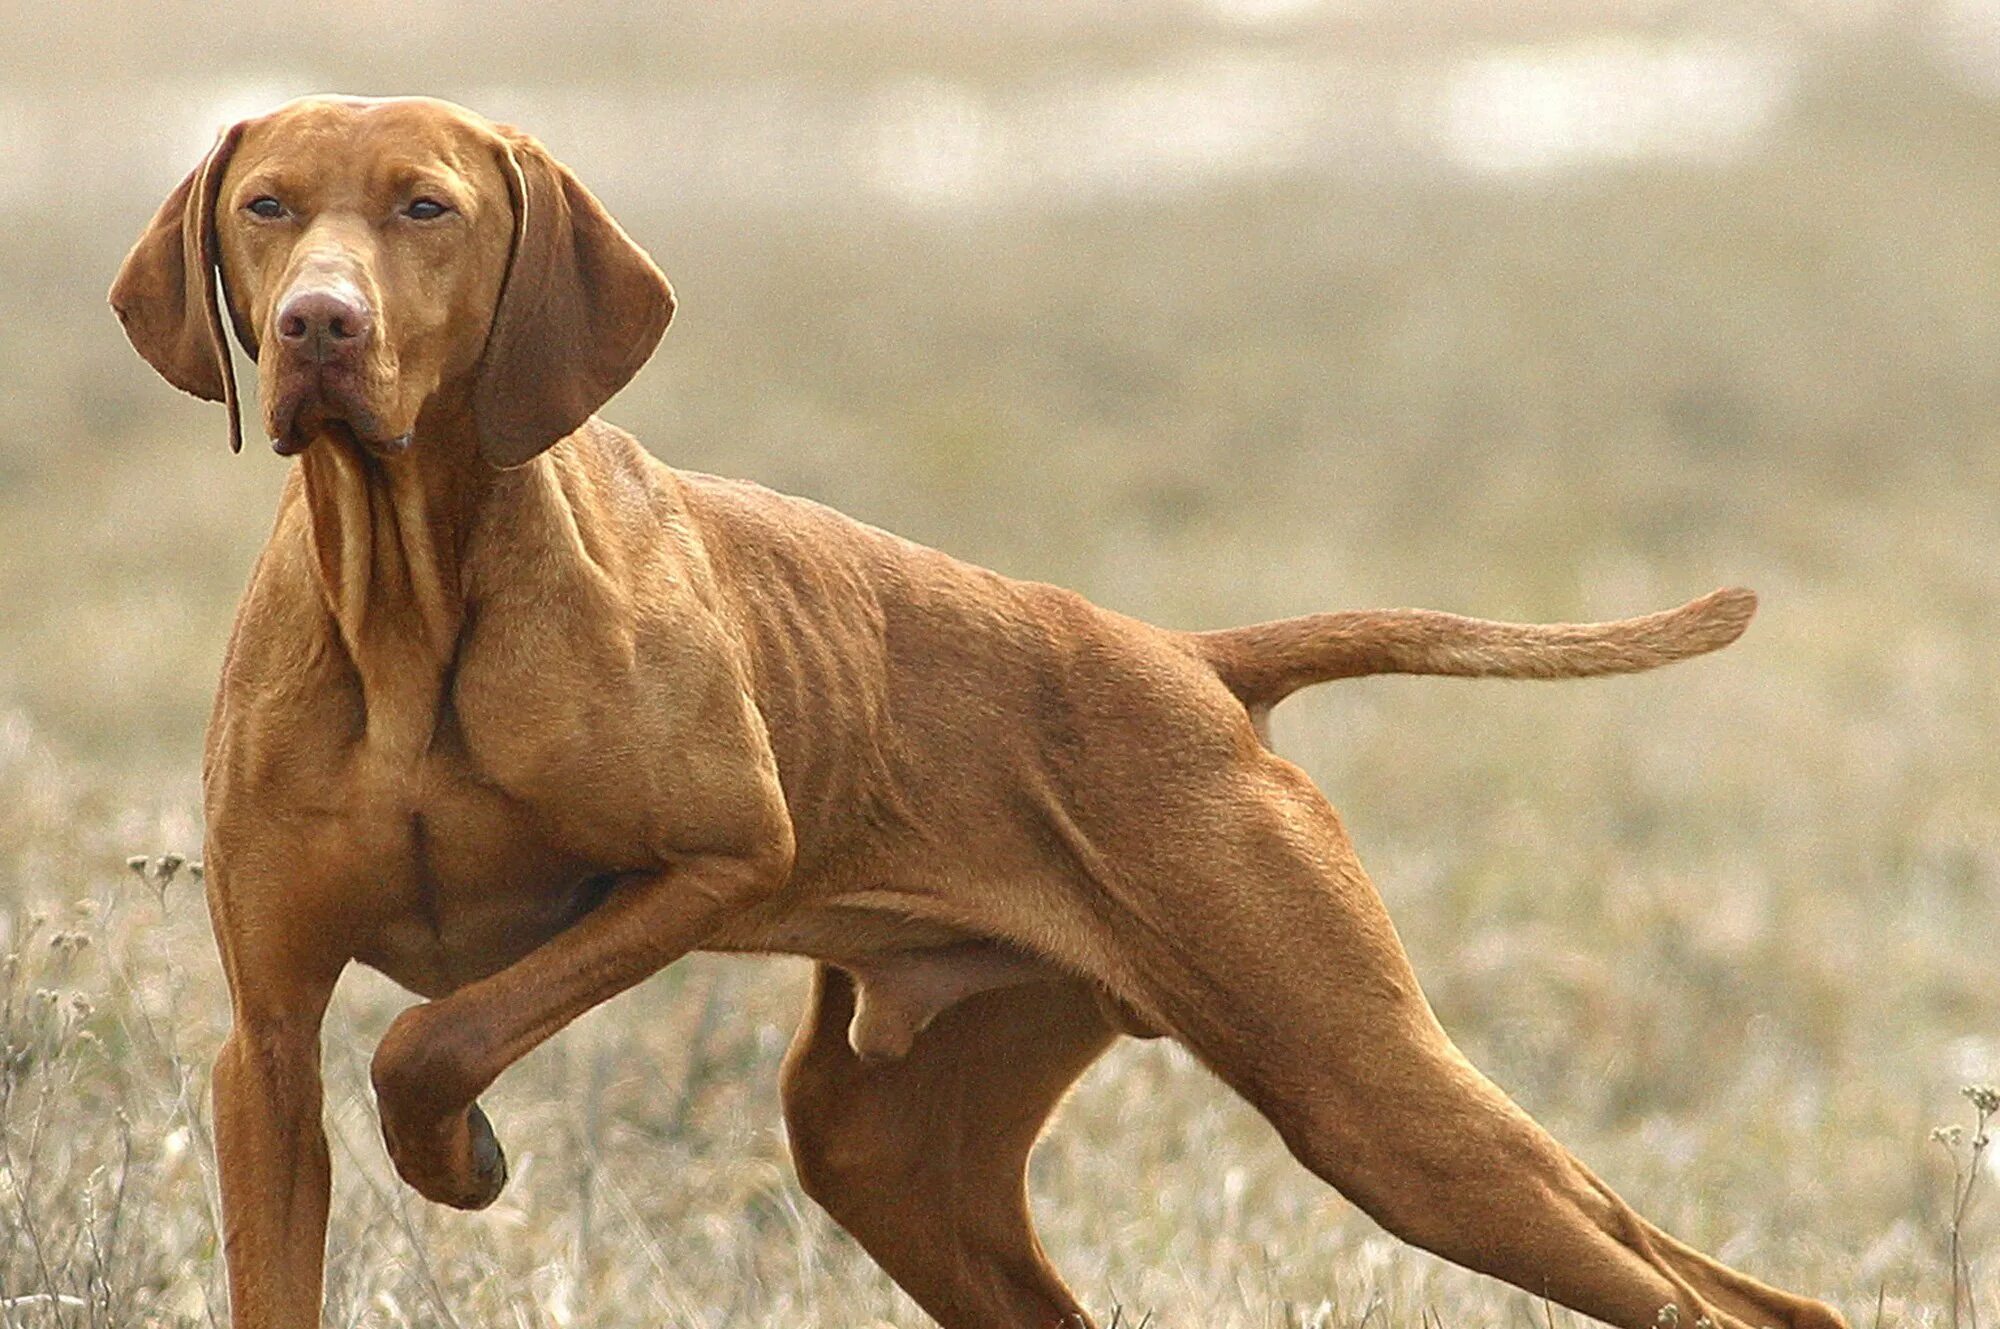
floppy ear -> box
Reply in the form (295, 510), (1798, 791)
(475, 132), (675, 469)
(108, 123), (248, 453)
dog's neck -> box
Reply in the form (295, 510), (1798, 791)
(296, 413), (493, 755)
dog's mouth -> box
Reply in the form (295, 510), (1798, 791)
(269, 364), (411, 459)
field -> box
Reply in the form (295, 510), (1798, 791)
(2, 3), (1999, 1325)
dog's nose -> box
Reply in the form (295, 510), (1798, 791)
(276, 287), (373, 359)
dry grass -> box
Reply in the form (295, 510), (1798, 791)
(5, 3), (2000, 1326)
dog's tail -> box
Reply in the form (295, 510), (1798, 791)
(1192, 586), (1756, 712)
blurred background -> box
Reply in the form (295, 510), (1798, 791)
(2, 2), (1999, 1326)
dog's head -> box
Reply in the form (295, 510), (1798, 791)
(110, 95), (673, 467)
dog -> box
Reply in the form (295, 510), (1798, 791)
(110, 95), (1846, 1329)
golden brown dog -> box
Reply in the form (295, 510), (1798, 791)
(111, 95), (1846, 1329)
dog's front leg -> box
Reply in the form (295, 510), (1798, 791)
(208, 885), (344, 1329)
(213, 1015), (333, 1329)
(370, 845), (790, 1207)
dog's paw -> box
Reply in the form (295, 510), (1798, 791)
(381, 1099), (509, 1211)
(450, 1102), (509, 1209)
(451, 1102), (509, 1210)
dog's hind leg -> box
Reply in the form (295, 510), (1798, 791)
(781, 965), (1114, 1329)
(1097, 753), (1844, 1329)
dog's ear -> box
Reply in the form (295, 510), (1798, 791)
(475, 132), (674, 469)
(109, 122), (248, 454)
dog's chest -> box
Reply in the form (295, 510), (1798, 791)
(330, 743), (619, 998)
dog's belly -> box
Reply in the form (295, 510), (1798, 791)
(702, 898), (974, 960)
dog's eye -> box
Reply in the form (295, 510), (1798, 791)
(403, 197), (452, 221)
(245, 196), (287, 220)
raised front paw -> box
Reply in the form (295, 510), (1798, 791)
(371, 1006), (509, 1209)
(378, 1095), (510, 1210)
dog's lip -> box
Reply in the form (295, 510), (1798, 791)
(273, 417), (413, 458)
(268, 362), (406, 457)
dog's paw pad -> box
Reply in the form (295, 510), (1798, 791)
(451, 1102), (509, 1210)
